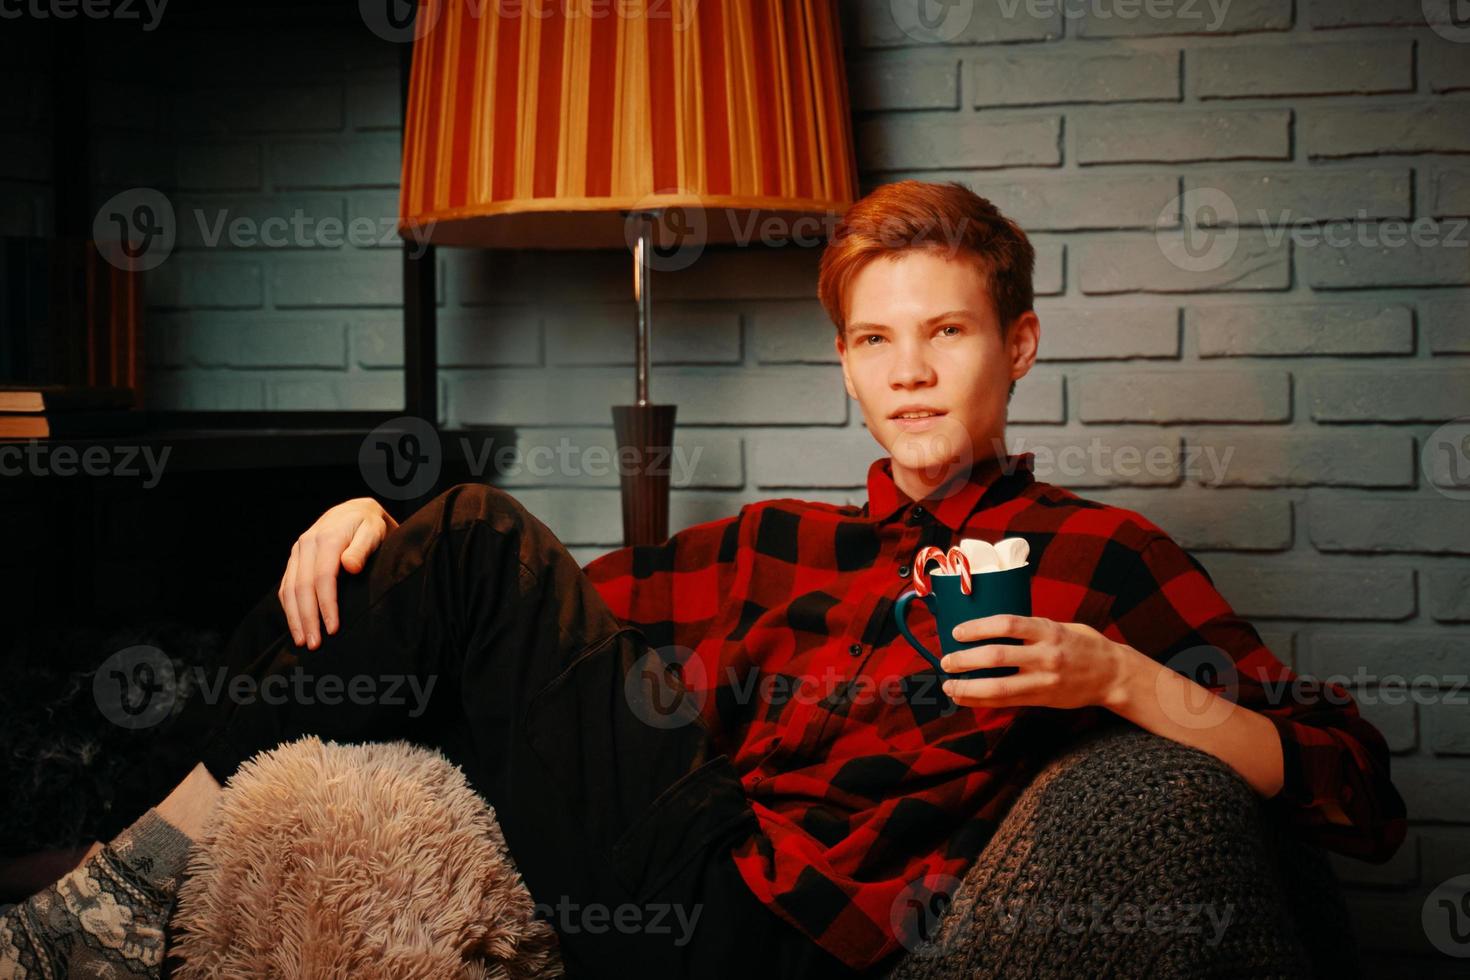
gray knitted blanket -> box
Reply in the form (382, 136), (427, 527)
(880, 722), (1359, 980)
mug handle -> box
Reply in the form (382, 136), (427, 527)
(894, 589), (946, 674)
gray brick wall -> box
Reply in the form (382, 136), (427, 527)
(66, 6), (1469, 966)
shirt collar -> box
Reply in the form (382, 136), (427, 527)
(863, 450), (1035, 531)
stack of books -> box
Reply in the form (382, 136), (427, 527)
(0, 385), (141, 439)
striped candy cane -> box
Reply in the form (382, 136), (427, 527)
(909, 545), (974, 596)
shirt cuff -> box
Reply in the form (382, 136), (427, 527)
(1264, 714), (1313, 808)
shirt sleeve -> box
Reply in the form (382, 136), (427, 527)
(1101, 530), (1408, 864)
(580, 509), (745, 655)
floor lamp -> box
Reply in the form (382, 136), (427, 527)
(397, 0), (858, 546)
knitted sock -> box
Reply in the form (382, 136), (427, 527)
(0, 808), (194, 979)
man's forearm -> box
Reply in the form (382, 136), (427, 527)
(1105, 643), (1287, 800)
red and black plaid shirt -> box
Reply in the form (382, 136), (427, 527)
(581, 450), (1407, 971)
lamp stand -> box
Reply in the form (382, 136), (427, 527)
(613, 211), (677, 547)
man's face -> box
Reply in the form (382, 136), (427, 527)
(835, 248), (1039, 500)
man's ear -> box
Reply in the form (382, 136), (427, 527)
(835, 332), (858, 400)
(1007, 311), (1040, 385)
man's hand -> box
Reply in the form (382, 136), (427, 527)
(938, 614), (1134, 711)
(278, 498), (398, 649)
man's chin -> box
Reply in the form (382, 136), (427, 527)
(885, 423), (978, 486)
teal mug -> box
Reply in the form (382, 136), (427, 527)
(894, 563), (1031, 679)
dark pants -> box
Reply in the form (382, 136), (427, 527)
(172, 483), (863, 979)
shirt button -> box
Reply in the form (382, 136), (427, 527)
(848, 642), (863, 657)
(908, 505), (926, 525)
(897, 564), (910, 577)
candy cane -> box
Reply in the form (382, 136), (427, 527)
(910, 545), (948, 597)
(945, 545), (974, 595)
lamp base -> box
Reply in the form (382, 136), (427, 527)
(611, 403), (677, 547)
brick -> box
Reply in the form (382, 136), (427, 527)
(546, 304), (741, 366)
(1304, 0), (1445, 27)
(657, 247), (821, 302)
(184, 316), (346, 369)
(1191, 303), (1414, 357)
(269, 375), (401, 411)
(1087, 489), (1291, 549)
(1421, 294), (1470, 353)
(454, 366), (847, 427)
(270, 250), (402, 307)
(850, 56), (959, 111)
(1077, 232), (1290, 294)
(1356, 699), (1420, 755)
(752, 301), (840, 364)
(270, 137), (401, 189)
(1427, 701), (1470, 755)
(848, 0), (1061, 47)
(1430, 569), (1470, 622)
(349, 71), (401, 130)
(1009, 371), (1066, 423)
(481, 427), (742, 490)
(176, 143), (263, 192)
(146, 371), (267, 410)
(1033, 305), (1180, 359)
(1184, 430), (1414, 488)
(143, 315), (187, 370)
(750, 427), (878, 488)
(345, 192), (408, 247)
(512, 488), (623, 546)
(1308, 494), (1470, 554)
(1302, 105), (1470, 158)
(1008, 429), (1182, 487)
(175, 85), (343, 134)
(1075, 0), (1291, 36)
(1075, 369), (1290, 424)
(1301, 630), (1468, 685)
(970, 49), (1178, 106)
(1421, 831), (1470, 886)
(1328, 835), (1419, 887)
(174, 194), (347, 250)
(1394, 761), (1470, 822)
(353, 310), (542, 368)
(1076, 110), (1290, 165)
(856, 114), (1061, 171)
(1034, 241), (1065, 296)
(147, 256), (264, 310)
(1424, 37), (1470, 94)
(1298, 228), (1470, 289)
(1193, 42), (1411, 98)
(959, 174), (1179, 231)
(1202, 555), (1416, 619)
(1309, 368), (1469, 422)
(451, 249), (545, 305)
(1430, 168), (1470, 218)
(1183, 170), (1411, 225)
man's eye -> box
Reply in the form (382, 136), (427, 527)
(862, 334), (884, 346)
(940, 325), (961, 336)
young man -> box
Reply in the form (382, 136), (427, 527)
(11, 180), (1405, 977)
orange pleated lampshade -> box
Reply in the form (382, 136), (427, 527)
(398, 0), (859, 249)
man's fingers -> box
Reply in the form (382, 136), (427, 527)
(315, 533), (344, 636)
(295, 537), (322, 649)
(339, 519), (380, 575)
(280, 544), (304, 646)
